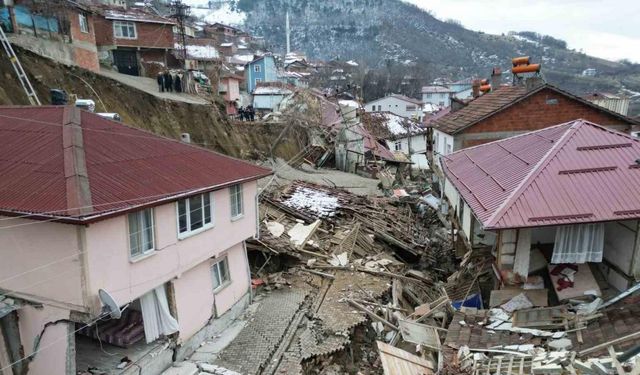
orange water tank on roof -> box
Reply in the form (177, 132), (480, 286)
(512, 63), (541, 74)
(480, 84), (491, 92)
(512, 56), (530, 66)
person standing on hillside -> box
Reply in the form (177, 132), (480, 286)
(174, 74), (182, 93)
(164, 71), (173, 92)
(157, 72), (165, 92)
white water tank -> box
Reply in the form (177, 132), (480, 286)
(180, 133), (191, 143)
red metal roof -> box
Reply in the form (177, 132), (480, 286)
(0, 106), (272, 222)
(442, 119), (640, 229)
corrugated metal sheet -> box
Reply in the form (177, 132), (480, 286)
(442, 120), (640, 229)
(0, 106), (272, 221)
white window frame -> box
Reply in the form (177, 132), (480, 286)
(230, 184), (244, 220)
(128, 208), (155, 260)
(113, 21), (137, 39)
(79, 13), (89, 34)
(176, 192), (214, 239)
(211, 256), (231, 293)
(254, 64), (261, 73)
(394, 140), (402, 151)
(255, 78), (262, 87)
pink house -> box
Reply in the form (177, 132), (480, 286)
(0, 106), (271, 374)
(219, 74), (243, 115)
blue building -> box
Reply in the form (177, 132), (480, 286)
(245, 55), (278, 93)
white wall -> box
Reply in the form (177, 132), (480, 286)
(365, 96), (423, 120)
(422, 92), (451, 107)
(603, 221), (637, 275)
(433, 129), (454, 169)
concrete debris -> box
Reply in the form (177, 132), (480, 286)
(265, 221), (285, 237)
(328, 251), (349, 266)
(548, 338), (573, 351)
(500, 292), (534, 313)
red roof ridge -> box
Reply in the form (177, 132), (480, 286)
(62, 107), (93, 217)
(484, 119), (583, 229)
(0, 106), (273, 223)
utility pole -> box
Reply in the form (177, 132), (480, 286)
(285, 9), (291, 55)
(170, 0), (191, 68)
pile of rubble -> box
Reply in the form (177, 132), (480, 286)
(246, 180), (458, 373)
(245, 181), (640, 374)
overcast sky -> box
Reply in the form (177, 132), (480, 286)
(405, 0), (640, 63)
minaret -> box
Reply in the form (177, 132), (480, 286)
(285, 10), (291, 55)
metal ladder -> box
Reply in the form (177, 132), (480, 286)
(0, 26), (41, 105)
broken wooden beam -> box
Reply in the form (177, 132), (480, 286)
(299, 268), (335, 279)
(347, 299), (399, 331)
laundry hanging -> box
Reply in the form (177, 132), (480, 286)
(551, 223), (604, 264)
(140, 285), (179, 343)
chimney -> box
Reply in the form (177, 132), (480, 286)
(525, 76), (544, 91)
(491, 67), (502, 91)
(472, 79), (480, 98)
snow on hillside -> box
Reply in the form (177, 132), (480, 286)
(185, 1), (246, 26)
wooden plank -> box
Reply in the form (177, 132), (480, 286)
(579, 330), (640, 357)
(377, 341), (434, 375)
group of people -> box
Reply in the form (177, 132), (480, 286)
(238, 105), (256, 121)
(157, 71), (183, 93)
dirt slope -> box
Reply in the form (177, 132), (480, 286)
(0, 46), (302, 160)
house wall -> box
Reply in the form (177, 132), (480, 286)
(365, 96), (423, 120)
(0, 217), (85, 310)
(93, 17), (174, 49)
(432, 129), (454, 173)
(3, 5), (99, 72)
(84, 181), (258, 316)
(245, 56), (277, 93)
(253, 94), (286, 110)
(422, 91), (451, 107)
(456, 87), (636, 150)
(18, 304), (73, 375)
(170, 242), (249, 342)
(68, 9), (99, 72)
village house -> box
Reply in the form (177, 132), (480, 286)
(441, 120), (640, 308)
(364, 94), (424, 122)
(335, 103), (401, 177)
(219, 72), (243, 115)
(93, 6), (175, 77)
(0, 106), (271, 375)
(421, 85), (456, 108)
(584, 92), (631, 116)
(253, 84), (293, 112)
(362, 111), (430, 170)
(430, 78), (640, 171)
(244, 54), (277, 93)
(0, 0), (100, 72)
(171, 37), (220, 71)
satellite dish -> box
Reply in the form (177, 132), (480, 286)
(99, 289), (125, 320)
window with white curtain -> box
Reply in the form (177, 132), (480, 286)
(230, 184), (243, 219)
(552, 223), (604, 264)
(211, 257), (230, 292)
(177, 193), (213, 237)
(140, 285), (179, 343)
(128, 208), (154, 258)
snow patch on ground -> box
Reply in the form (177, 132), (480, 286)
(283, 187), (340, 217)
